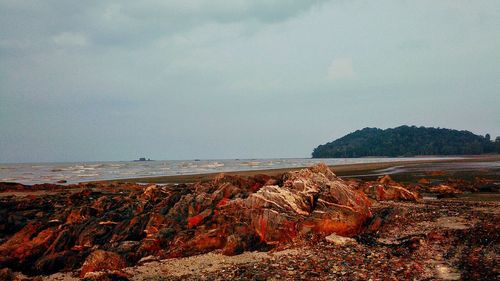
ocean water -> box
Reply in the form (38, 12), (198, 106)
(0, 157), (452, 185)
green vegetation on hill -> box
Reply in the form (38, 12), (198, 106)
(312, 126), (499, 158)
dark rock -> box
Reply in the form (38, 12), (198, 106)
(0, 268), (14, 281)
(35, 249), (89, 274)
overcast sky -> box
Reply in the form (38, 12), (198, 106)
(1, 0), (499, 163)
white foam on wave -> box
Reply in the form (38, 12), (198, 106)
(202, 162), (225, 168)
(76, 174), (100, 177)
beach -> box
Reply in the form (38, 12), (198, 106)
(3, 1), (499, 280)
(0, 156), (498, 280)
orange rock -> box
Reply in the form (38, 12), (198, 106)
(359, 184), (420, 202)
(244, 163), (372, 242)
(378, 175), (395, 185)
(80, 250), (127, 277)
(428, 170), (445, 176)
(0, 163), (374, 276)
(428, 184), (462, 196)
(418, 178), (430, 185)
(187, 208), (212, 229)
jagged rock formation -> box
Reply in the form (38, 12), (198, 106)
(0, 164), (372, 277)
(346, 175), (421, 202)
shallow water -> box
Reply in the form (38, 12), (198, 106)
(0, 157), (451, 185)
(351, 161), (500, 178)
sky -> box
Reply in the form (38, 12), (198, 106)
(0, 0), (499, 163)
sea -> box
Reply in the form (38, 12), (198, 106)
(0, 157), (455, 185)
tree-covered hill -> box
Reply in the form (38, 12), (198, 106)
(312, 126), (499, 158)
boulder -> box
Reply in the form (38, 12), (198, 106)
(354, 175), (421, 202)
(80, 250), (127, 277)
(239, 163), (372, 242)
(363, 184), (420, 201)
(428, 184), (462, 197)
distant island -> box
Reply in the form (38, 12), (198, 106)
(312, 125), (500, 158)
(134, 157), (153, 162)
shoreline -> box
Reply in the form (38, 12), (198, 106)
(107, 155), (500, 184)
(1, 157), (498, 280)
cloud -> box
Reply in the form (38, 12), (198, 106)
(1, 0), (499, 162)
(52, 32), (88, 47)
(327, 58), (355, 80)
(0, 0), (328, 51)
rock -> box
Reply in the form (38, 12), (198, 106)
(325, 233), (357, 245)
(377, 185), (420, 201)
(66, 207), (98, 224)
(0, 268), (14, 281)
(243, 163), (372, 242)
(428, 185), (462, 197)
(137, 255), (158, 265)
(0, 163), (373, 276)
(357, 183), (420, 202)
(0, 222), (58, 271)
(0, 182), (65, 192)
(222, 235), (245, 256)
(427, 170), (445, 176)
(378, 175), (395, 185)
(0, 182), (25, 192)
(34, 250), (89, 274)
(80, 250), (127, 277)
(418, 178), (431, 185)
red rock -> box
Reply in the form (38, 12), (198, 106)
(428, 184), (462, 196)
(144, 214), (167, 237)
(418, 178), (431, 185)
(0, 163), (374, 276)
(378, 175), (395, 185)
(137, 238), (162, 257)
(368, 217), (383, 232)
(80, 250), (127, 277)
(216, 197), (230, 208)
(0, 222), (58, 271)
(66, 207), (97, 224)
(427, 170), (445, 176)
(357, 183), (420, 202)
(0, 182), (26, 192)
(222, 234), (245, 255)
(243, 164), (372, 242)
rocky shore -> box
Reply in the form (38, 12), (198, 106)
(0, 163), (498, 280)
